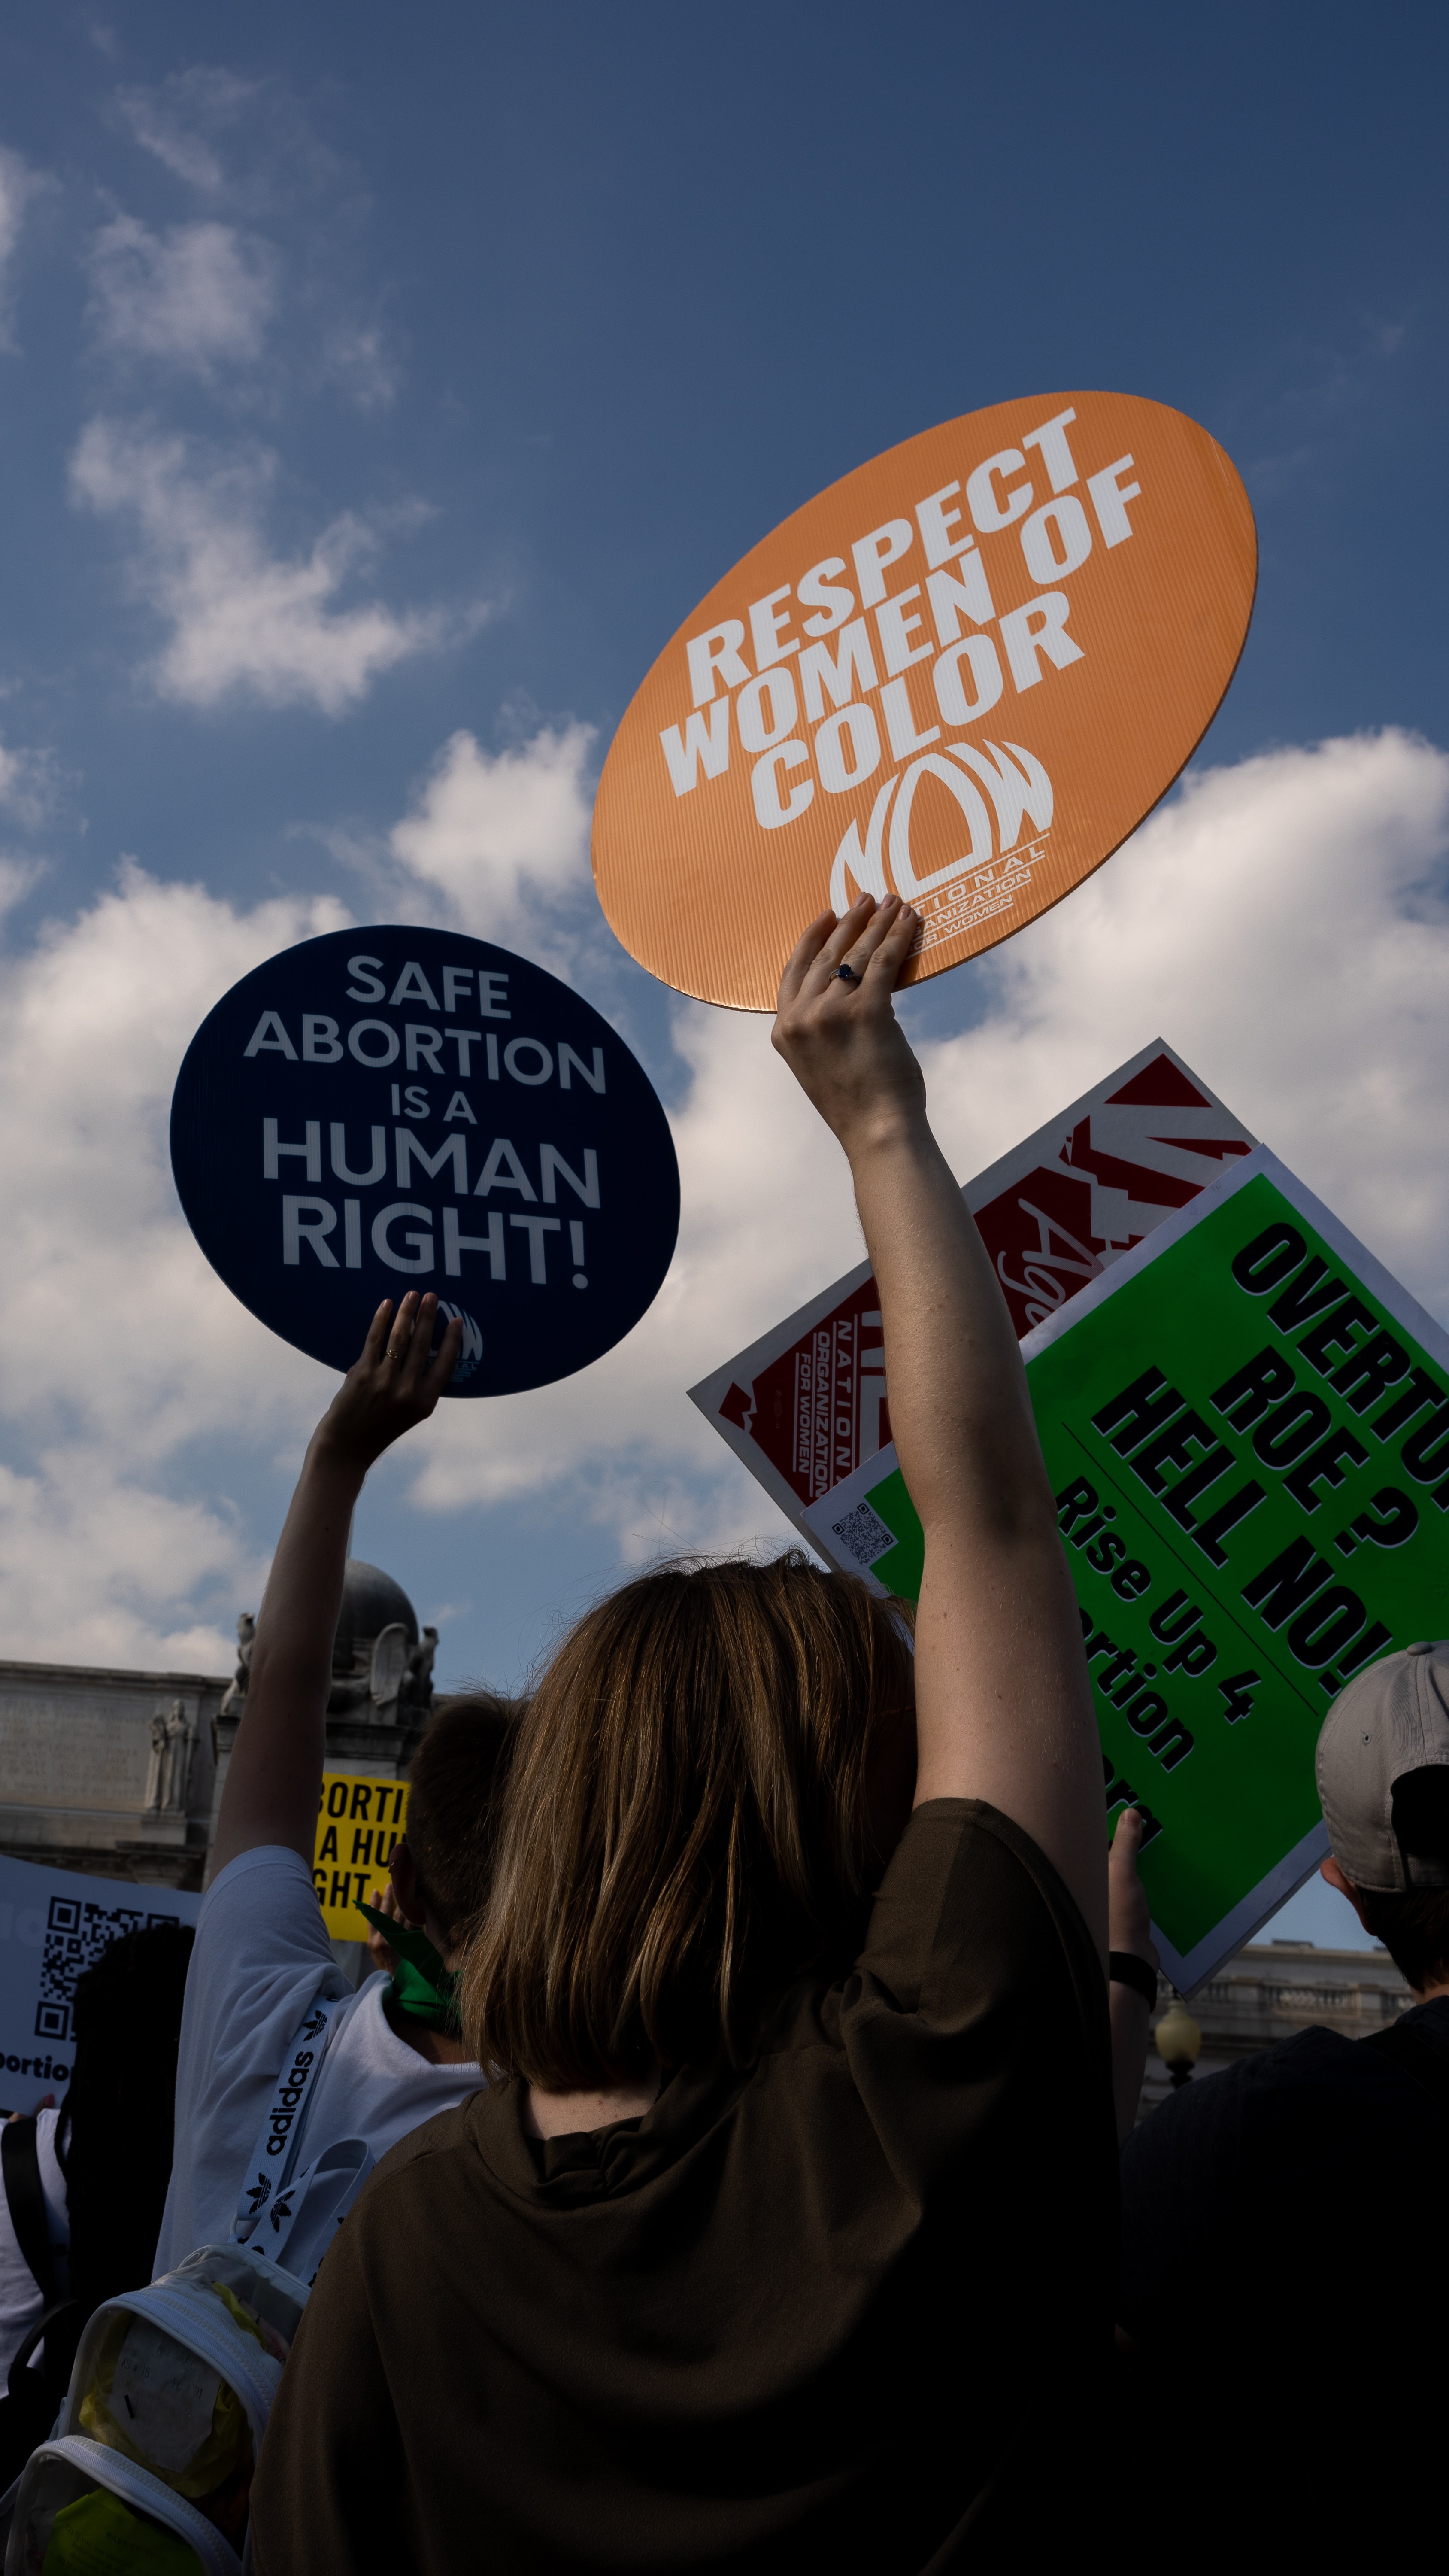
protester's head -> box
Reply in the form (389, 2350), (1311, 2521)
(392, 1691), (519, 1951)
(63, 1920), (194, 2314)
(1317, 1642), (1449, 1994)
(460, 1552), (915, 2086)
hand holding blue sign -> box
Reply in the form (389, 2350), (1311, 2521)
(320, 1291), (463, 1462)
(170, 927), (680, 1396)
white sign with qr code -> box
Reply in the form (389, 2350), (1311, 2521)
(830, 1501), (898, 1569)
(0, 1851), (200, 2111)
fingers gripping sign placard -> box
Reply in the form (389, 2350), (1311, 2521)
(592, 392), (1256, 1009)
(170, 929), (680, 1395)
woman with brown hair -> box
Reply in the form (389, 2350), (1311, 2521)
(252, 890), (1115, 2572)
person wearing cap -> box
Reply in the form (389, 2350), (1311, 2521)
(1116, 1641), (1449, 2546)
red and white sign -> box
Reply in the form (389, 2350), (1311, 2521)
(690, 1042), (1255, 1534)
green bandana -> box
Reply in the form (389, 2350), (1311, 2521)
(355, 1900), (462, 2033)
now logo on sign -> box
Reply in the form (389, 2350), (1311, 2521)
(827, 737), (1052, 919)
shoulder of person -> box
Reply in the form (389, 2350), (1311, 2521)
(1124, 2023), (1397, 2181)
(1258, 2023), (1393, 2091)
(863, 1795), (1103, 2019)
(361, 2097), (479, 2193)
(894, 1795), (1100, 1936)
(196, 1842), (332, 1936)
(189, 1844), (343, 1987)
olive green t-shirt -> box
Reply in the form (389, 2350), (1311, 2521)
(252, 1800), (1114, 2573)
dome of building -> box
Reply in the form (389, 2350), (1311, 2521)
(331, 1559), (420, 1673)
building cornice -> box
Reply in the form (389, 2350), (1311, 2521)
(0, 1660), (230, 1691)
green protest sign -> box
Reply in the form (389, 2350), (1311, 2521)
(804, 1146), (1449, 1991)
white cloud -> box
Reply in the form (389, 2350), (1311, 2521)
(0, 738), (57, 832)
(0, 863), (348, 1451)
(87, 216), (276, 373)
(70, 419), (473, 713)
(0, 858), (43, 927)
(0, 147), (42, 348)
(114, 70), (258, 194)
(322, 320), (400, 412)
(0, 861), (351, 1662)
(0, 1453), (262, 1674)
(387, 726), (597, 945)
(106, 69), (403, 413)
(912, 728), (1449, 1318)
(0, 727), (1444, 1665)
(405, 727), (1449, 1538)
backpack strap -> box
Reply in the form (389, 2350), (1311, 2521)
(231, 1984), (351, 2244)
(1362, 2017), (1449, 2107)
(252, 2136), (374, 2282)
(1, 2122), (58, 2307)
(7, 2298), (78, 2400)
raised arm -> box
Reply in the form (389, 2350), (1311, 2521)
(773, 892), (1106, 1959)
(210, 1293), (461, 1877)
(1107, 1808), (1160, 2137)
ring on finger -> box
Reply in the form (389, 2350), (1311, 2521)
(835, 962), (861, 984)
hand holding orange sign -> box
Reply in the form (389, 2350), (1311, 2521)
(592, 392), (1256, 1010)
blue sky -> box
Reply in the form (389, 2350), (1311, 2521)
(1, 0), (1446, 1947)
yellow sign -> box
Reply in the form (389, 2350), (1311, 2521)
(592, 390), (1256, 1009)
(312, 1770), (411, 1939)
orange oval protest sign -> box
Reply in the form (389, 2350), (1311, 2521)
(592, 392), (1256, 1011)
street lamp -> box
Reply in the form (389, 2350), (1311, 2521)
(1154, 2000), (1202, 2088)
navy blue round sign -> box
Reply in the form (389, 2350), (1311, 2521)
(170, 928), (680, 1397)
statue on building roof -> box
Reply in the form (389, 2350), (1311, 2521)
(218, 1564), (437, 1730)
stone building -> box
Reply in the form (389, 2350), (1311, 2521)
(0, 1658), (227, 1889)
(1137, 1938), (1411, 2119)
(0, 1562), (438, 1896)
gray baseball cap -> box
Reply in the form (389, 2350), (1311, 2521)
(1316, 1643), (1449, 1892)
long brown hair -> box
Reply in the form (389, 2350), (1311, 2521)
(461, 1553), (913, 2087)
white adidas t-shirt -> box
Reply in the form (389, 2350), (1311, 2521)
(0, 2107), (69, 2378)
(154, 1846), (482, 2278)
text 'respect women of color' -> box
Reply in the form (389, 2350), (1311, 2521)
(593, 392), (1256, 1010)
(170, 928), (681, 1397)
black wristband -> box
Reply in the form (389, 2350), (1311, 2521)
(1109, 1951), (1158, 2009)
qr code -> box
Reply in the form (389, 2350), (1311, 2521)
(830, 1501), (897, 1568)
(36, 1896), (182, 2043)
